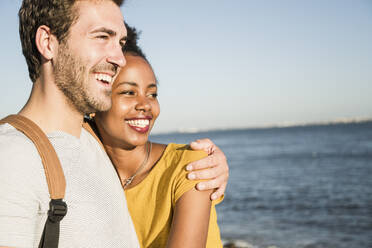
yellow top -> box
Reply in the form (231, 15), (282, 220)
(125, 143), (223, 248)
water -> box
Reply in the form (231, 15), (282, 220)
(150, 122), (372, 248)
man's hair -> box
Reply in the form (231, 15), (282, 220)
(19, 0), (124, 83)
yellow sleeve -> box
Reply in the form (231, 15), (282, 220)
(172, 146), (207, 205)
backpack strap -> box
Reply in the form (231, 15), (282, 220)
(82, 120), (105, 151)
(0, 114), (67, 248)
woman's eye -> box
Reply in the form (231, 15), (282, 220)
(119, 91), (135, 95)
(148, 93), (158, 98)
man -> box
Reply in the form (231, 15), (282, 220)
(0, 0), (228, 247)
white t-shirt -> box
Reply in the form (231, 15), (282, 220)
(0, 123), (139, 248)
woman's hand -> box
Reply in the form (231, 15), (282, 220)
(186, 138), (229, 200)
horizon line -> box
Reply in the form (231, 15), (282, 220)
(152, 117), (372, 135)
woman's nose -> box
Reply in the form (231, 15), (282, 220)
(135, 96), (151, 112)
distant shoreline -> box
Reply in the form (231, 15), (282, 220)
(152, 118), (372, 135)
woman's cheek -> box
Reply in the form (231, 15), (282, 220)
(118, 99), (131, 115)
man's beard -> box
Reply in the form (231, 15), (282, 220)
(53, 43), (113, 115)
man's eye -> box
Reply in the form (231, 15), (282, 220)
(120, 42), (126, 50)
(97, 35), (109, 40)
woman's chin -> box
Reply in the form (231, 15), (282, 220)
(122, 137), (149, 149)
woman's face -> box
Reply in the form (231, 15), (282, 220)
(95, 54), (160, 149)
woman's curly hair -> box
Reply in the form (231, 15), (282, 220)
(123, 22), (147, 61)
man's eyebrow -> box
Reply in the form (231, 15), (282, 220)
(91, 27), (117, 36)
(91, 27), (127, 45)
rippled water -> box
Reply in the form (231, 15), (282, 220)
(151, 122), (372, 248)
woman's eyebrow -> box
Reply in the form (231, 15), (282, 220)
(116, 82), (138, 87)
(114, 82), (158, 91)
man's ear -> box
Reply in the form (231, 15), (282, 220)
(35, 25), (59, 60)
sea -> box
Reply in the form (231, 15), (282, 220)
(150, 121), (372, 248)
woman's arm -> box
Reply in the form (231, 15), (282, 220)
(166, 187), (213, 248)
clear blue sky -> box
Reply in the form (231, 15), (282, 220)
(1, 0), (371, 133)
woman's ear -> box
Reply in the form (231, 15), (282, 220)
(35, 25), (59, 60)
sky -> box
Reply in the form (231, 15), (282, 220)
(0, 0), (371, 133)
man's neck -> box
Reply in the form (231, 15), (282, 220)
(19, 77), (84, 138)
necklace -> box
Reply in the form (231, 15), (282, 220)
(122, 141), (152, 189)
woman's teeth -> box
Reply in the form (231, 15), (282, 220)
(126, 119), (150, 128)
(95, 73), (113, 83)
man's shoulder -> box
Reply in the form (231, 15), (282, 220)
(0, 123), (46, 197)
(0, 123), (38, 147)
(81, 127), (106, 153)
(0, 125), (48, 248)
(0, 123), (41, 162)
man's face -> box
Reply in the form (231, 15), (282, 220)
(54, 0), (127, 114)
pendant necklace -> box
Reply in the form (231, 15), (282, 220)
(122, 141), (152, 189)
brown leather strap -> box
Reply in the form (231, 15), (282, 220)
(82, 121), (105, 151)
(0, 115), (66, 199)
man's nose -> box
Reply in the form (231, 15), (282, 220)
(107, 43), (126, 68)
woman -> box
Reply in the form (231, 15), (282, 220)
(93, 24), (223, 247)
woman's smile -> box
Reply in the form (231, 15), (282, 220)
(125, 117), (152, 133)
